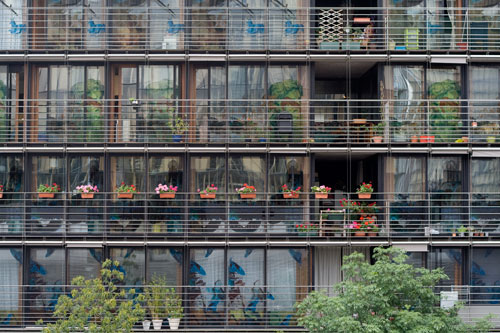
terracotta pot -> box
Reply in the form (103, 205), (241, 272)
(283, 192), (299, 199)
(354, 231), (366, 237)
(456, 42), (467, 50)
(38, 193), (55, 199)
(117, 193), (134, 199)
(159, 192), (176, 199)
(372, 136), (383, 143)
(81, 193), (95, 199)
(352, 118), (367, 124)
(240, 193), (256, 199)
(357, 193), (371, 199)
(0, 193), (3, 199)
(315, 193), (328, 199)
(411, 135), (419, 143)
(461, 136), (469, 143)
(367, 232), (377, 237)
(419, 135), (435, 143)
(200, 193), (216, 199)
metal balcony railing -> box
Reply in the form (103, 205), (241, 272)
(1, 98), (499, 145)
(0, 7), (499, 51)
(1, 284), (500, 329)
(0, 191), (498, 240)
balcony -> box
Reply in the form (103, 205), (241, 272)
(0, 191), (499, 242)
(0, 7), (499, 52)
(2, 98), (499, 145)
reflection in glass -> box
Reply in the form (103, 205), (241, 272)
(147, 248), (183, 287)
(471, 158), (500, 235)
(110, 156), (145, 191)
(110, 0), (146, 49)
(69, 156), (104, 192)
(31, 156), (65, 192)
(109, 247), (145, 285)
(0, 248), (22, 326)
(430, 247), (463, 287)
(471, 247), (500, 303)
(68, 248), (102, 281)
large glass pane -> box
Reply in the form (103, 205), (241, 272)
(429, 156), (464, 234)
(267, 248), (309, 326)
(0, 156), (23, 235)
(46, 0), (84, 49)
(148, 156), (183, 234)
(471, 158), (500, 236)
(469, 0), (500, 50)
(0, 0), (24, 50)
(189, 156), (225, 234)
(150, 0), (183, 50)
(386, 1), (425, 51)
(384, 156), (426, 236)
(469, 66), (500, 143)
(228, 0), (266, 50)
(228, 65), (267, 142)
(227, 248), (265, 325)
(0, 248), (22, 327)
(430, 247), (463, 287)
(190, 0), (227, 50)
(0, 66), (21, 142)
(471, 247), (500, 304)
(269, 0), (308, 50)
(68, 248), (102, 281)
(109, 0), (146, 49)
(27, 248), (65, 324)
(427, 67), (462, 143)
(188, 248), (225, 325)
(109, 247), (145, 286)
(147, 248), (183, 288)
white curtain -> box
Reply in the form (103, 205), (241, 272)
(314, 247), (341, 296)
(0, 250), (20, 311)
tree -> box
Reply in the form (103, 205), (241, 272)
(39, 259), (145, 333)
(296, 247), (493, 333)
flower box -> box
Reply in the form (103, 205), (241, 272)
(240, 193), (256, 199)
(200, 193), (216, 199)
(367, 232), (377, 237)
(81, 193), (95, 199)
(160, 193), (176, 199)
(38, 193), (55, 199)
(371, 136), (383, 143)
(354, 231), (366, 237)
(0, 193), (3, 199)
(117, 193), (134, 199)
(419, 135), (435, 143)
(315, 193), (328, 199)
(358, 193), (371, 199)
(283, 193), (299, 199)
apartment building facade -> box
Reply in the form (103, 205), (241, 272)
(0, 0), (500, 329)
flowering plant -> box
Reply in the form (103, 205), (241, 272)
(198, 184), (218, 195)
(38, 183), (61, 193)
(340, 198), (361, 213)
(236, 183), (256, 194)
(356, 182), (373, 194)
(0, 185), (3, 193)
(311, 185), (331, 193)
(116, 182), (137, 193)
(348, 216), (379, 232)
(281, 184), (301, 194)
(76, 184), (99, 193)
(360, 202), (377, 215)
(296, 223), (318, 232)
(155, 184), (178, 194)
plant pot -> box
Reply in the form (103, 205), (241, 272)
(38, 193), (55, 199)
(320, 41), (340, 50)
(240, 193), (256, 199)
(354, 231), (366, 237)
(411, 135), (419, 143)
(367, 232), (377, 237)
(200, 193), (216, 199)
(371, 136), (383, 143)
(81, 193), (95, 199)
(352, 118), (367, 125)
(452, 233), (457, 237)
(344, 41), (361, 50)
(283, 192), (299, 199)
(314, 193), (328, 199)
(0, 193), (3, 199)
(172, 134), (182, 143)
(152, 319), (163, 330)
(117, 193), (134, 199)
(168, 318), (181, 330)
(160, 192), (176, 199)
(142, 320), (151, 330)
(461, 136), (469, 143)
(456, 42), (467, 50)
(459, 232), (465, 237)
(357, 193), (371, 199)
(420, 135), (435, 143)
(487, 136), (496, 143)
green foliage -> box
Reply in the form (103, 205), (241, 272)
(428, 79), (461, 143)
(165, 288), (184, 319)
(39, 259), (145, 333)
(144, 275), (169, 320)
(296, 247), (494, 333)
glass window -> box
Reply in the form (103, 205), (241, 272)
(69, 156), (104, 193)
(31, 156), (65, 192)
(109, 247), (145, 286)
(0, 248), (22, 326)
(267, 248), (309, 326)
(229, 156), (266, 194)
(110, 156), (145, 192)
(109, 0), (146, 49)
(190, 155), (226, 194)
(0, 155), (23, 193)
(471, 247), (500, 303)
(27, 248), (65, 323)
(149, 156), (183, 192)
(189, 0), (227, 50)
(68, 248), (102, 281)
(147, 248), (183, 288)
(0, 65), (22, 142)
(430, 247), (463, 287)
(268, 156), (307, 193)
(188, 248), (225, 325)
(227, 248), (265, 325)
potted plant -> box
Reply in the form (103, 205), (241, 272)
(165, 287), (183, 330)
(155, 184), (177, 199)
(142, 319), (151, 331)
(360, 215), (379, 236)
(457, 225), (467, 237)
(236, 183), (257, 199)
(75, 184), (99, 199)
(344, 26), (363, 50)
(144, 275), (168, 330)
(38, 183), (61, 199)
(311, 185), (331, 199)
(169, 116), (188, 143)
(281, 184), (301, 199)
(371, 122), (385, 143)
(0, 184), (3, 199)
(481, 122), (499, 143)
(348, 221), (365, 237)
(198, 184), (217, 199)
(116, 182), (137, 199)
(356, 182), (373, 199)
(295, 222), (318, 236)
